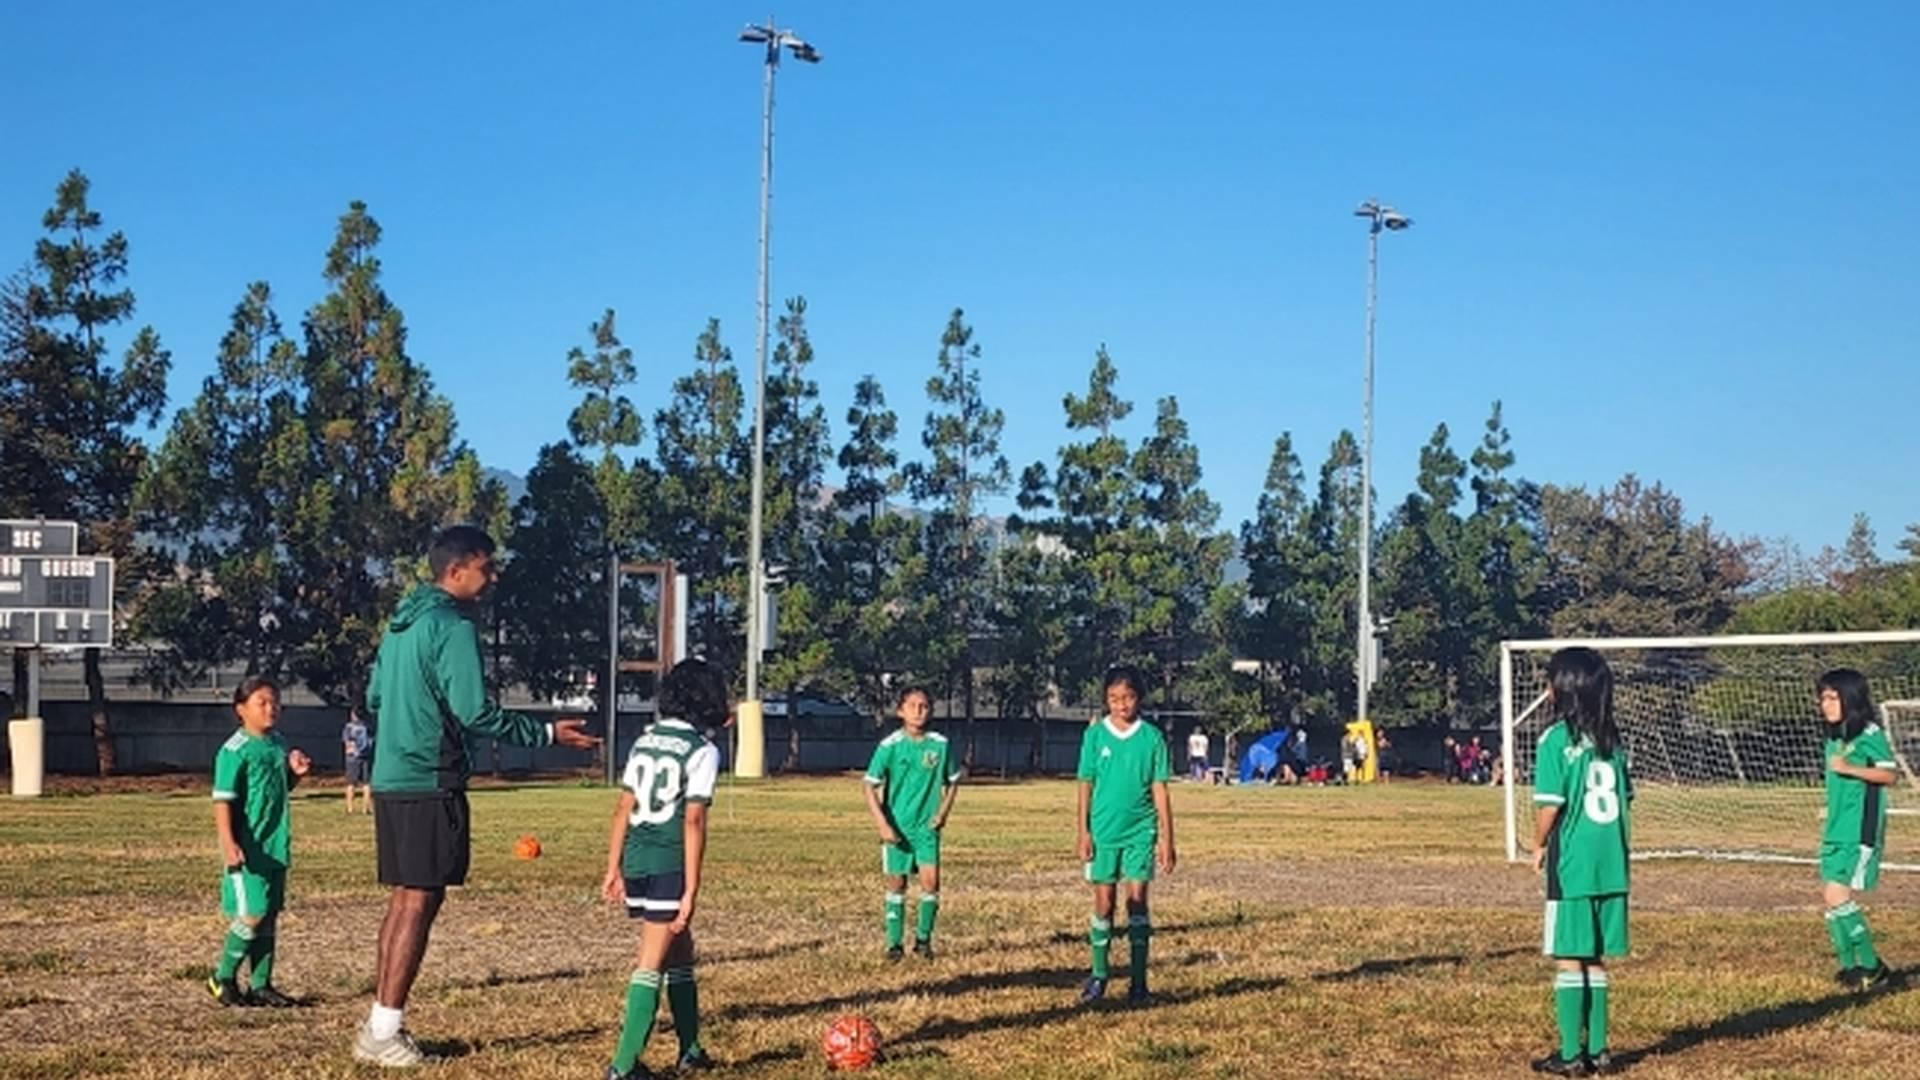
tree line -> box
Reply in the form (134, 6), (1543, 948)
(4, 173), (1916, 769)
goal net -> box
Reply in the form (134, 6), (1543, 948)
(1501, 630), (1920, 869)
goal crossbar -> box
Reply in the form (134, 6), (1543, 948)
(1501, 629), (1920, 868)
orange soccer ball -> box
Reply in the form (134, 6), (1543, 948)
(512, 835), (542, 860)
(822, 1014), (882, 1071)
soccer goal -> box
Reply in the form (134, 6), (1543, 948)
(1500, 630), (1920, 870)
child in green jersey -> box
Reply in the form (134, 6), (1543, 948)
(1530, 648), (1630, 1076)
(865, 685), (962, 961)
(1816, 669), (1900, 993)
(602, 659), (725, 1080)
(207, 677), (311, 1008)
(1075, 665), (1174, 1006)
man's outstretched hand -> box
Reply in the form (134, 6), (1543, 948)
(553, 719), (602, 750)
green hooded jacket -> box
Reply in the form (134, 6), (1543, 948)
(366, 585), (551, 793)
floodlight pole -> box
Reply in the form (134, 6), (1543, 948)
(1353, 199), (1410, 727)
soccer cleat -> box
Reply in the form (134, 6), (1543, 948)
(1834, 966), (1862, 989)
(912, 939), (934, 961)
(353, 1025), (432, 1068)
(1126, 980), (1152, 1007)
(605, 1065), (658, 1080)
(246, 985), (298, 1008)
(1529, 1051), (1586, 1076)
(206, 975), (247, 1007)
(885, 944), (904, 963)
(1587, 1050), (1618, 1075)
(676, 1046), (716, 1072)
(1858, 963), (1896, 993)
(1078, 976), (1108, 1004)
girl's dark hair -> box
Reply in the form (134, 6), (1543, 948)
(658, 658), (730, 727)
(1104, 664), (1147, 700)
(1547, 647), (1619, 758)
(1817, 668), (1877, 742)
(897, 685), (931, 707)
(232, 675), (280, 708)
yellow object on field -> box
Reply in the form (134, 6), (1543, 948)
(7, 717), (44, 798)
(735, 700), (766, 779)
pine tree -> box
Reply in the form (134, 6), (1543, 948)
(1131, 395), (1233, 708)
(565, 308), (650, 553)
(495, 443), (609, 699)
(904, 309), (1010, 743)
(1374, 423), (1471, 724)
(762, 298), (834, 695)
(1240, 433), (1314, 721)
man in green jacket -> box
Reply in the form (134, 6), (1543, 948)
(353, 525), (600, 1067)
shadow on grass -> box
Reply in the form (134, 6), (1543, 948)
(416, 1023), (604, 1059)
(1617, 972), (1915, 1066)
(437, 966), (591, 992)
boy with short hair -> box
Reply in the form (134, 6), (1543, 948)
(342, 707), (372, 814)
(208, 677), (312, 1008)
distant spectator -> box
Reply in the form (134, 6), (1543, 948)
(1456, 738), (1481, 784)
(342, 708), (372, 815)
(1341, 730), (1370, 784)
(1442, 735), (1462, 783)
(1375, 729), (1394, 783)
(1283, 727), (1311, 785)
(1187, 727), (1211, 782)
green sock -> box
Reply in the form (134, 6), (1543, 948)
(1553, 971), (1585, 1061)
(1841, 904), (1881, 970)
(1585, 968), (1609, 1055)
(1128, 914), (1152, 985)
(246, 930), (276, 989)
(884, 893), (905, 949)
(1826, 906), (1855, 970)
(1090, 917), (1112, 979)
(214, 920), (254, 982)
(664, 967), (700, 1057)
(612, 969), (661, 1073)
(916, 894), (939, 944)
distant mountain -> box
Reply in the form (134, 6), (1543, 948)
(485, 468), (527, 508)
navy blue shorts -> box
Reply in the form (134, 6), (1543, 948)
(623, 870), (686, 923)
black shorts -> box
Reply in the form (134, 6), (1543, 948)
(376, 791), (470, 888)
(345, 757), (370, 784)
(623, 870), (686, 924)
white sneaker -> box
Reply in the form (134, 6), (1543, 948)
(353, 1024), (431, 1067)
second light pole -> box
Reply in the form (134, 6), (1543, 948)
(1353, 198), (1410, 727)
(736, 18), (820, 779)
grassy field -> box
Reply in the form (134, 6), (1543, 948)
(3, 776), (1919, 1079)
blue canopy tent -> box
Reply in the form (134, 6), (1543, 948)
(1237, 730), (1290, 783)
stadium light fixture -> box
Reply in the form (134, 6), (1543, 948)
(1352, 197), (1412, 729)
(736, 18), (820, 778)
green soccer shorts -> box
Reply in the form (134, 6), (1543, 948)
(882, 830), (940, 875)
(221, 866), (286, 920)
(1085, 836), (1157, 885)
(1821, 842), (1882, 892)
(1543, 894), (1628, 959)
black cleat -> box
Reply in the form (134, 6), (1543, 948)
(885, 944), (904, 963)
(1834, 966), (1862, 989)
(676, 1046), (717, 1072)
(206, 975), (248, 1007)
(1858, 963), (1896, 993)
(1587, 1050), (1618, 1075)
(605, 1064), (656, 1080)
(912, 938), (934, 961)
(1126, 980), (1152, 1007)
(246, 985), (298, 1008)
(1078, 976), (1108, 1004)
(1530, 1051), (1586, 1076)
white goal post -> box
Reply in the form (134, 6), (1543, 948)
(1501, 629), (1920, 869)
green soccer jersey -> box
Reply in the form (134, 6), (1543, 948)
(620, 719), (720, 877)
(211, 728), (293, 872)
(1077, 717), (1171, 845)
(1533, 721), (1632, 899)
(864, 729), (962, 835)
(1824, 724), (1896, 849)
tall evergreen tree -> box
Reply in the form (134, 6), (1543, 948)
(1131, 395), (1234, 708)
(1239, 433), (1315, 721)
(762, 298), (835, 695)
(1298, 431), (1365, 722)
(495, 443), (608, 699)
(905, 309), (1010, 742)
(9, 172), (171, 770)
(565, 308), (650, 554)
(1375, 423), (1473, 724)
(653, 318), (751, 681)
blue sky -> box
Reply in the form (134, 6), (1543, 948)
(4, 2), (1915, 556)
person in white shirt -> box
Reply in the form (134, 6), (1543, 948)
(1186, 728), (1211, 782)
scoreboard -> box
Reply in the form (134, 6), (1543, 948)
(0, 521), (114, 648)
